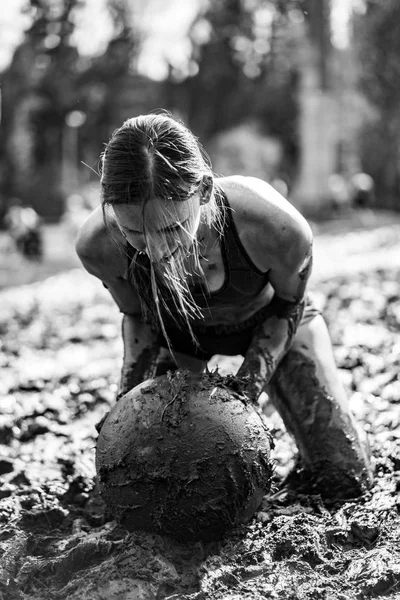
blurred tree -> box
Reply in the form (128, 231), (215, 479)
(78, 0), (163, 174)
(174, 0), (256, 140)
(289, 0), (341, 215)
(354, 0), (400, 210)
(0, 0), (161, 222)
(0, 0), (82, 220)
(166, 0), (336, 204)
(0, 0), (104, 220)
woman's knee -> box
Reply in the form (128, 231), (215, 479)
(289, 314), (349, 410)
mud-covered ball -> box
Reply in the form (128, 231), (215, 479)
(96, 370), (273, 542)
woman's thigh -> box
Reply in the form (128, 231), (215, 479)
(154, 346), (206, 376)
(265, 314), (371, 484)
(287, 313), (349, 411)
(265, 313), (350, 436)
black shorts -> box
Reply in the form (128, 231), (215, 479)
(161, 294), (321, 361)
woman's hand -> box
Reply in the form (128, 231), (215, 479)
(237, 296), (306, 402)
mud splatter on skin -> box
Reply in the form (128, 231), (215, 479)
(267, 348), (372, 497)
(235, 240), (312, 396)
(118, 345), (160, 399)
(299, 244), (313, 283)
(237, 296), (305, 399)
(268, 295), (306, 353)
(118, 314), (167, 399)
(96, 370), (274, 542)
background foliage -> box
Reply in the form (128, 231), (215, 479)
(0, 0), (399, 222)
(354, 0), (400, 209)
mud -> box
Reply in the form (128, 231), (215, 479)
(1, 267), (400, 599)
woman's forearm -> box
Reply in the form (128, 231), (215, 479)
(118, 314), (160, 398)
(237, 296), (305, 401)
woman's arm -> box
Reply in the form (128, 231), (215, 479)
(75, 208), (160, 398)
(225, 176), (313, 400)
(236, 239), (313, 401)
(118, 313), (160, 398)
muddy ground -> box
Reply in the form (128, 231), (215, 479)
(1, 218), (400, 599)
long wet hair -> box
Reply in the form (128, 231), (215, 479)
(100, 112), (225, 348)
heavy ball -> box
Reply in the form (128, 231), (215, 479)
(96, 370), (273, 542)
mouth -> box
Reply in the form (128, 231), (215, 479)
(162, 246), (181, 263)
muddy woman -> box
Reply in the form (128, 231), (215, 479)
(76, 112), (372, 497)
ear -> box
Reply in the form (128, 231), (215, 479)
(199, 174), (214, 205)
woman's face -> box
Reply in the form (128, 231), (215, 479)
(113, 194), (202, 263)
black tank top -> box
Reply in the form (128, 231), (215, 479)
(191, 193), (269, 308)
(126, 192), (270, 325)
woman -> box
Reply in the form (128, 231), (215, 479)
(76, 112), (372, 497)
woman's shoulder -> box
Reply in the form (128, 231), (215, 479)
(75, 205), (125, 277)
(75, 205), (107, 258)
(219, 175), (310, 235)
(217, 175), (313, 270)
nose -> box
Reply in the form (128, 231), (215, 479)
(126, 233), (160, 259)
(129, 237), (147, 255)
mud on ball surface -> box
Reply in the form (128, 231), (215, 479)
(96, 370), (273, 542)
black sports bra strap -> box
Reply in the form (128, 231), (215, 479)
(220, 191), (266, 276)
